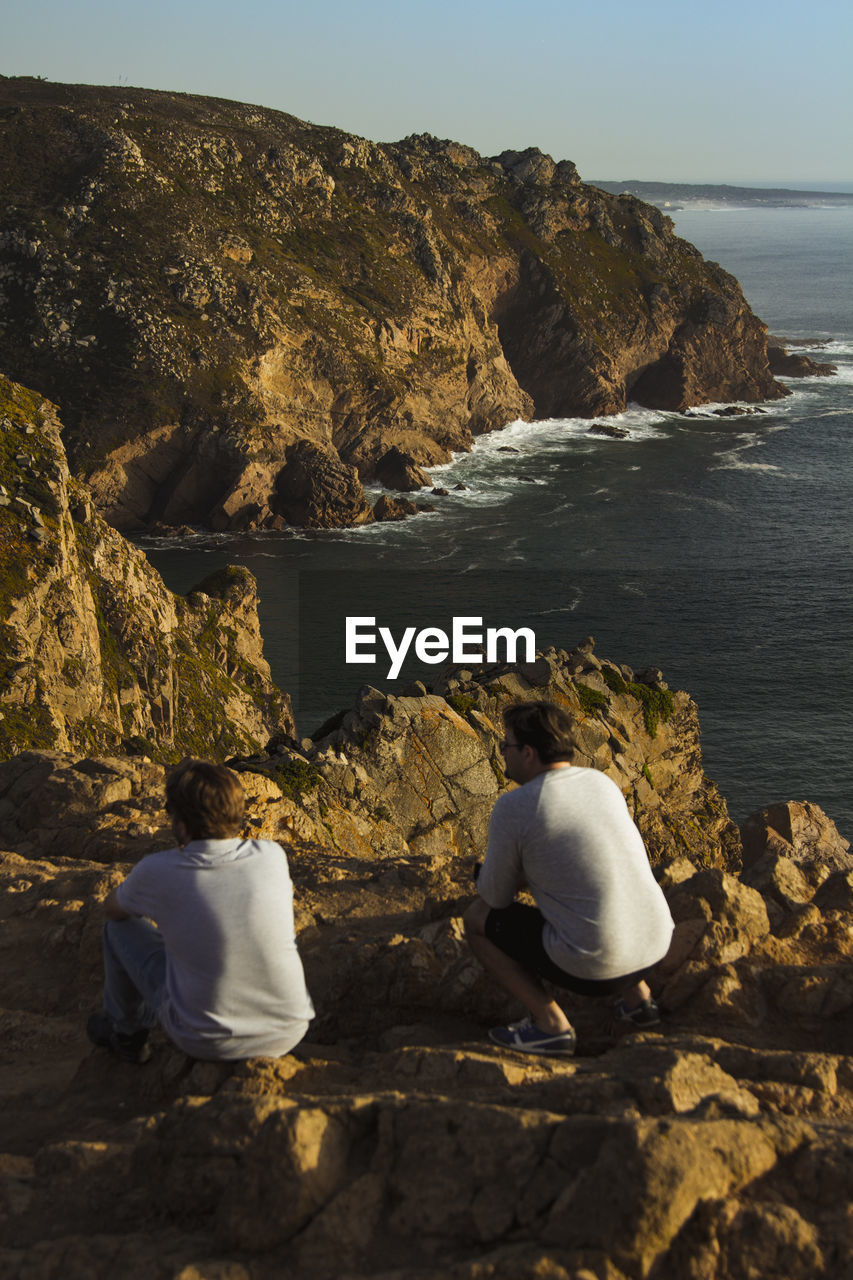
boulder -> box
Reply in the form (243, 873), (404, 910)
(587, 422), (629, 438)
(273, 440), (374, 528)
(740, 802), (852, 885)
(373, 494), (419, 521)
(374, 447), (431, 492)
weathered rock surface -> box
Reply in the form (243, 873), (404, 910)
(0, 726), (852, 1276)
(0, 374), (293, 760)
(0, 76), (789, 531)
(272, 439), (375, 529)
(374, 447), (432, 492)
(767, 345), (837, 378)
(372, 493), (421, 521)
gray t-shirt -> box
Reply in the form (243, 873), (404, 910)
(116, 837), (314, 1059)
(478, 766), (674, 980)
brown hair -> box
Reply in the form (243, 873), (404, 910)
(502, 701), (575, 764)
(165, 759), (245, 839)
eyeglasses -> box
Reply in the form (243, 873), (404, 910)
(500, 739), (522, 753)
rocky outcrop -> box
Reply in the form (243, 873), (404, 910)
(0, 374), (293, 760)
(0, 76), (788, 530)
(0, 728), (852, 1275)
(374, 447), (431, 492)
(0, 636), (736, 873)
(272, 439), (375, 529)
(767, 345), (837, 378)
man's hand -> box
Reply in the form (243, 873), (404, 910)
(103, 888), (130, 921)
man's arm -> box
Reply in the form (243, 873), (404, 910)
(477, 797), (525, 907)
(103, 888), (130, 921)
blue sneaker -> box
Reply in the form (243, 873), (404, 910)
(488, 1016), (576, 1056)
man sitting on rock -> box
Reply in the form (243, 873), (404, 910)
(87, 759), (314, 1064)
(464, 701), (673, 1056)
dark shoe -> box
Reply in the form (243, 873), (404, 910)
(488, 1016), (576, 1057)
(613, 997), (661, 1028)
(86, 1011), (151, 1064)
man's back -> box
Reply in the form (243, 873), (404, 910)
(116, 837), (314, 1059)
(479, 766), (673, 980)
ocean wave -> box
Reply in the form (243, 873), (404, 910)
(429, 409), (669, 474)
(813, 363), (853, 384)
(649, 488), (738, 512)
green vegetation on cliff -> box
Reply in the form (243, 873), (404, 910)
(0, 76), (784, 533)
(0, 372), (294, 763)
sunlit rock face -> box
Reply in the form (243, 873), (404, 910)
(0, 702), (851, 1275)
(0, 77), (784, 531)
(0, 373), (293, 762)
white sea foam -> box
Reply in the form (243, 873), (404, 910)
(712, 455), (784, 473)
(533, 599), (583, 616)
(813, 338), (853, 356)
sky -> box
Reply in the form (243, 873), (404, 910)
(3, 0), (851, 184)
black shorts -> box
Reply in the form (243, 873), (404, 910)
(484, 902), (653, 997)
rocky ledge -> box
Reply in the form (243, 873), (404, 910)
(0, 745), (851, 1277)
(1, 630), (852, 1275)
(0, 75), (791, 532)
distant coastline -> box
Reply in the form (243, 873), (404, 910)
(589, 179), (853, 210)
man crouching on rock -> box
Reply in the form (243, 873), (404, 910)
(464, 701), (673, 1056)
(87, 759), (314, 1064)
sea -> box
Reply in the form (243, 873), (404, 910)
(142, 198), (853, 838)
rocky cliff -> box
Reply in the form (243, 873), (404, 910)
(2, 423), (853, 1271)
(0, 75), (786, 532)
(0, 373), (293, 761)
(0, 743), (851, 1276)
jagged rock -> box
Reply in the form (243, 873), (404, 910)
(0, 375), (293, 761)
(373, 494), (419, 521)
(0, 78), (786, 530)
(374, 447), (431, 492)
(1, 739), (853, 1275)
(740, 801), (851, 886)
(814, 870), (853, 913)
(741, 852), (813, 914)
(273, 440), (374, 528)
(208, 458), (283, 531)
(767, 345), (837, 378)
(587, 422), (629, 438)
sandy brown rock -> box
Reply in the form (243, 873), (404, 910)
(273, 439), (375, 529)
(373, 494), (420, 521)
(0, 376), (293, 761)
(0, 78), (787, 531)
(2, 619), (853, 1275)
(2, 780), (853, 1276)
(740, 801), (851, 885)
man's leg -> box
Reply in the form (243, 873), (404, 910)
(620, 979), (652, 1009)
(463, 898), (573, 1035)
(614, 977), (660, 1027)
(102, 917), (166, 1036)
